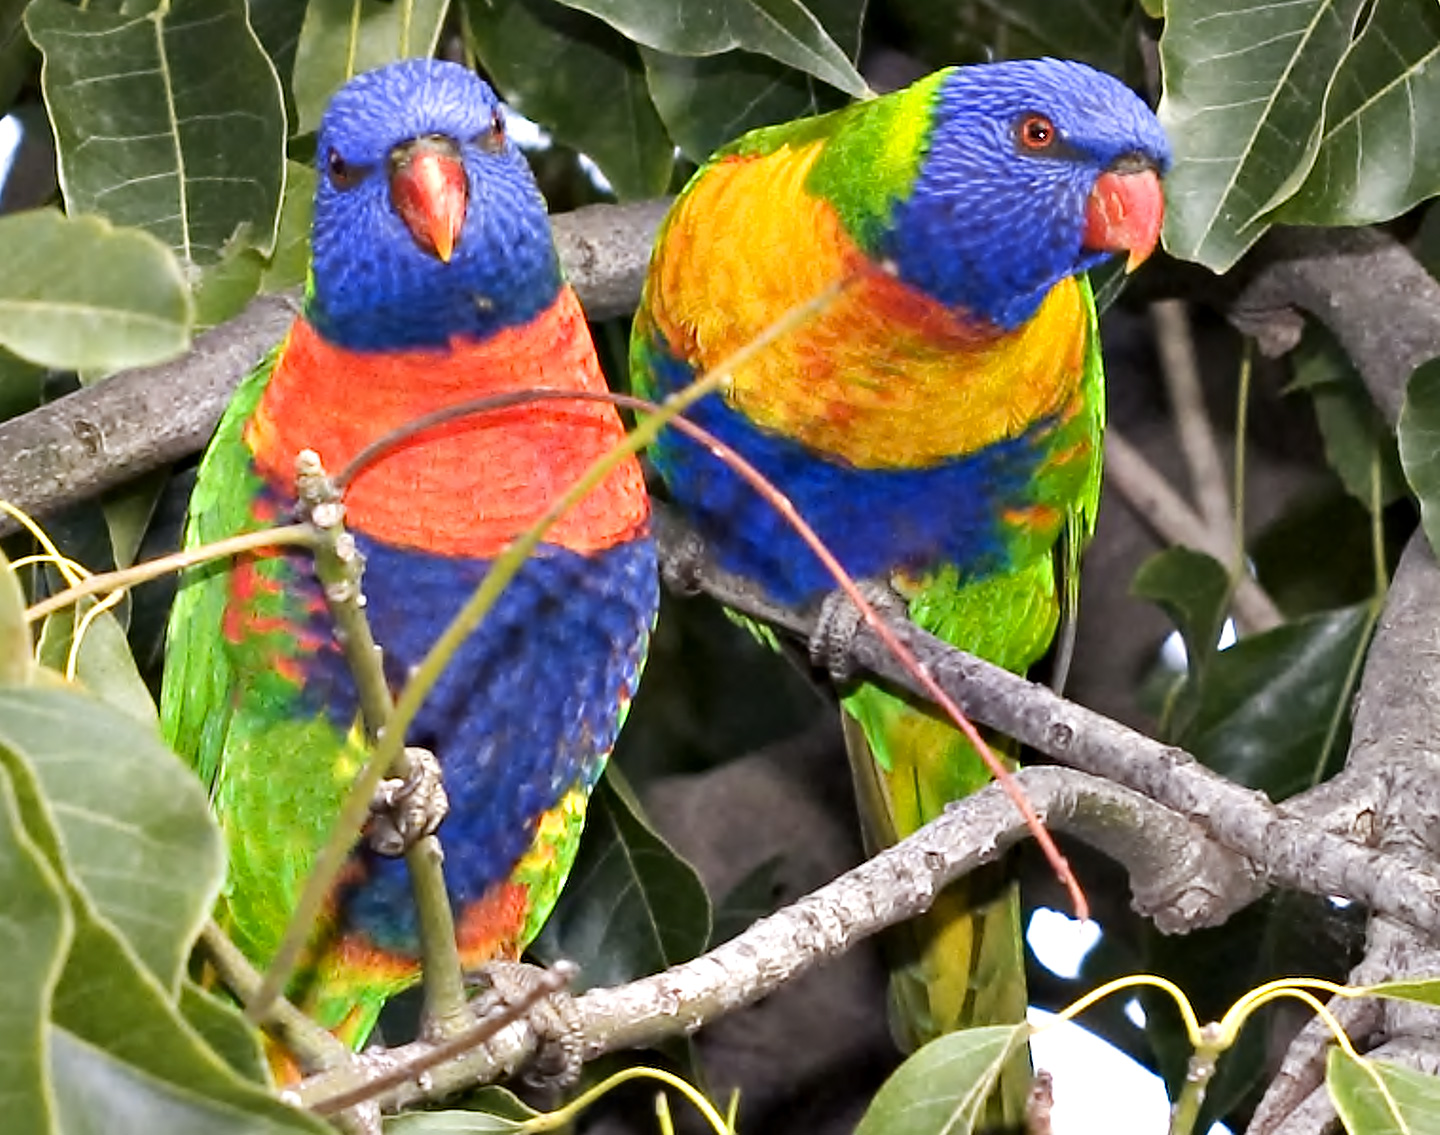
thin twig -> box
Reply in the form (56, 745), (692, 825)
(1152, 298), (1234, 545)
(23, 524), (319, 622)
(244, 456), (470, 1036)
(1105, 429), (1283, 632)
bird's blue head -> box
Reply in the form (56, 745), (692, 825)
(885, 58), (1172, 330)
(308, 59), (561, 351)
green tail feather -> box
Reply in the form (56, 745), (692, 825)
(840, 556), (1068, 1126)
(841, 701), (1032, 1129)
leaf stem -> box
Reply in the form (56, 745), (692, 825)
(24, 524), (319, 622)
(1167, 1023), (1223, 1135)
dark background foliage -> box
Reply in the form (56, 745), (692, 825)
(3, 1), (1440, 1132)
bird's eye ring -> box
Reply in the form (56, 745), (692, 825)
(476, 107), (507, 154)
(1017, 114), (1057, 151)
(327, 149), (369, 190)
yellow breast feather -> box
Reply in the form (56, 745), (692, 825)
(647, 143), (1090, 470)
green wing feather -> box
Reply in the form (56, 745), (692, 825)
(160, 351), (278, 791)
(160, 345), (399, 1043)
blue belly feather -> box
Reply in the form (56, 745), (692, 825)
(270, 514), (656, 955)
(640, 338), (1050, 607)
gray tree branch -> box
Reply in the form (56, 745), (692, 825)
(1231, 227), (1440, 427)
(1230, 230), (1440, 1135)
(295, 766), (1241, 1114)
(662, 511), (1440, 938)
(11, 202), (1440, 1129)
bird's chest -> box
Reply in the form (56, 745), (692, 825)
(244, 299), (646, 561)
(725, 272), (1090, 471)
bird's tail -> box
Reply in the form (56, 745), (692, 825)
(841, 697), (1031, 1130)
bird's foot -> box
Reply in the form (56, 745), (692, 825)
(469, 960), (584, 1088)
(808, 579), (908, 684)
(365, 746), (449, 857)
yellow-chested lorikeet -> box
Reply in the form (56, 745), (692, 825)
(162, 59), (656, 1053)
(631, 57), (1169, 1121)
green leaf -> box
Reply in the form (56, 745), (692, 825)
(249, 0), (308, 121)
(193, 246), (266, 331)
(50, 1028), (305, 1135)
(0, 0), (32, 128)
(710, 855), (784, 946)
(384, 1090), (538, 1133)
(0, 736), (324, 1134)
(641, 47), (834, 161)
(554, 0), (868, 97)
(639, 0), (861, 161)
(530, 769), (710, 991)
(290, 0), (450, 135)
(0, 763), (70, 1135)
(0, 687), (221, 986)
(260, 161), (315, 293)
(1251, 490), (1384, 617)
(0, 547), (32, 686)
(981, 0), (1137, 77)
(1272, 0), (1440, 226)
(36, 603), (158, 725)
(1311, 384), (1408, 510)
(853, 1025), (1030, 1135)
(1133, 548), (1233, 679)
(1185, 604), (1375, 799)
(1359, 977), (1440, 1005)
(1399, 356), (1440, 559)
(1329, 1048), (1440, 1134)
(178, 982), (270, 1085)
(27, 0), (287, 266)
(102, 469), (170, 571)
(384, 1113), (527, 1133)
(1294, 331), (1408, 509)
(463, 0), (673, 199)
(0, 210), (190, 371)
(0, 348), (45, 422)
(1157, 0), (1366, 271)
(1131, 546), (1232, 733)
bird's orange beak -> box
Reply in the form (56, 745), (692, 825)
(1082, 162), (1165, 272)
(390, 138), (468, 263)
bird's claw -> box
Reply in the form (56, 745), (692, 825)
(808, 579), (908, 683)
(365, 746), (449, 857)
(470, 960), (584, 1088)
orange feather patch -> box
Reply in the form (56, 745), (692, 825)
(246, 287), (649, 558)
(455, 882), (529, 968)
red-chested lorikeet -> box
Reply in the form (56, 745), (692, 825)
(162, 59), (657, 1052)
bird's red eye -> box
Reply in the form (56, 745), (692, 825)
(1018, 114), (1056, 151)
(477, 107), (507, 154)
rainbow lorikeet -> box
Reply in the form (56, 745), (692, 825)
(162, 59), (657, 1050)
(632, 58), (1169, 1117)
